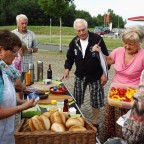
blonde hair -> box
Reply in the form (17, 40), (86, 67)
(122, 25), (144, 45)
(21, 41), (28, 55)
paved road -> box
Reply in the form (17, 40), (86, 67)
(38, 44), (68, 52)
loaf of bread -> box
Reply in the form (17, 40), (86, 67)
(50, 111), (66, 125)
(40, 115), (51, 130)
(68, 125), (86, 131)
(51, 122), (66, 132)
(29, 118), (36, 132)
(29, 115), (51, 131)
(42, 112), (51, 118)
(66, 117), (85, 128)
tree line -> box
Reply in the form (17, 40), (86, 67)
(0, 0), (126, 28)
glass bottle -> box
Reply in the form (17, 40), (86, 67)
(47, 64), (52, 79)
(63, 99), (69, 112)
(49, 100), (59, 114)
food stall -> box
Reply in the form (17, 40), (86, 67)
(14, 79), (100, 144)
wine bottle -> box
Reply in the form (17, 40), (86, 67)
(47, 64), (52, 79)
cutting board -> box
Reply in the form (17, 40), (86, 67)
(38, 94), (73, 104)
(31, 82), (57, 92)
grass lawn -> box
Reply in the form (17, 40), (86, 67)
(1, 25), (144, 50)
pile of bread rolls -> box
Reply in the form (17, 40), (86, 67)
(27, 111), (86, 132)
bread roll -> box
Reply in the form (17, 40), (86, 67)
(51, 123), (66, 132)
(40, 115), (51, 130)
(50, 111), (66, 125)
(31, 115), (45, 130)
(29, 118), (36, 132)
(42, 112), (51, 118)
(77, 117), (85, 126)
(69, 125), (86, 131)
(66, 118), (84, 128)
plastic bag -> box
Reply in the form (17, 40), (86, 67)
(122, 70), (144, 144)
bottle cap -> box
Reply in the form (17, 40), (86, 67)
(51, 100), (57, 104)
(64, 99), (68, 103)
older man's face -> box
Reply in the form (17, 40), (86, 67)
(17, 18), (28, 34)
(75, 22), (88, 40)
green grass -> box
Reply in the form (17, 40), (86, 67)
(1, 25), (144, 50)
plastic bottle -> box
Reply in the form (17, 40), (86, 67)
(63, 99), (69, 112)
(47, 64), (52, 79)
(49, 100), (59, 114)
(25, 72), (31, 86)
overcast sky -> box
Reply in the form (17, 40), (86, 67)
(74, 0), (144, 27)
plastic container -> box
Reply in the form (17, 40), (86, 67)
(108, 83), (138, 109)
(49, 100), (59, 114)
(44, 79), (51, 85)
(27, 93), (40, 101)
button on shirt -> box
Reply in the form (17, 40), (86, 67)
(12, 29), (38, 72)
(80, 36), (89, 58)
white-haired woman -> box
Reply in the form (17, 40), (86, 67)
(93, 25), (144, 143)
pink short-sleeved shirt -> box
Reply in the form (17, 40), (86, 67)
(12, 53), (22, 74)
(110, 47), (144, 86)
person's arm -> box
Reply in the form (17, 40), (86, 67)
(101, 73), (107, 86)
(27, 31), (38, 53)
(14, 77), (26, 92)
(61, 69), (70, 80)
(28, 47), (38, 53)
(61, 40), (75, 80)
(92, 45), (115, 65)
(0, 97), (37, 120)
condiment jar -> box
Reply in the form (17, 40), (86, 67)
(63, 99), (69, 113)
(49, 100), (59, 114)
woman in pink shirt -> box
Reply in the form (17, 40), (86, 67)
(93, 25), (144, 143)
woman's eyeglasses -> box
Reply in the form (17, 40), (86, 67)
(10, 50), (18, 55)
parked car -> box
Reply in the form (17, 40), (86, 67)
(94, 28), (105, 35)
(103, 27), (110, 33)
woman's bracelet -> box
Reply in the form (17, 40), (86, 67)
(16, 106), (20, 113)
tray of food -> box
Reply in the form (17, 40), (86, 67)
(50, 85), (67, 94)
(108, 83), (138, 109)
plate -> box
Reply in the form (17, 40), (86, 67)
(50, 86), (67, 94)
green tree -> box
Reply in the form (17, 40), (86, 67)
(62, 3), (76, 27)
(38, 0), (74, 52)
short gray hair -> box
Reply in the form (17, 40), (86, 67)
(73, 18), (88, 29)
(122, 25), (144, 44)
(16, 14), (28, 23)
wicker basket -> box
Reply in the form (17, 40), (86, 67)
(14, 118), (97, 144)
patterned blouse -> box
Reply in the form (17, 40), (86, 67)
(12, 53), (22, 74)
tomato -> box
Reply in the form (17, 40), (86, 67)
(57, 86), (61, 90)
